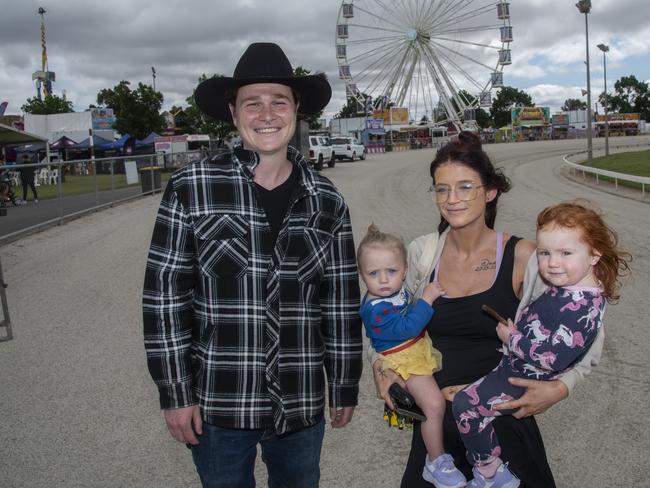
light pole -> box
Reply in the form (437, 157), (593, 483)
(597, 43), (610, 156)
(151, 66), (156, 92)
(576, 0), (593, 166)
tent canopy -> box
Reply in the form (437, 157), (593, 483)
(100, 133), (133, 150)
(70, 134), (113, 150)
(50, 135), (78, 149)
(136, 132), (159, 147)
(0, 122), (48, 148)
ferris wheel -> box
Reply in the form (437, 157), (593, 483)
(335, 0), (513, 130)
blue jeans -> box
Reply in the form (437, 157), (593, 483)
(191, 418), (325, 488)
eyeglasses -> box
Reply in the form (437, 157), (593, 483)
(428, 182), (486, 203)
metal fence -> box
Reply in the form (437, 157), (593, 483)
(0, 151), (204, 244)
(563, 142), (650, 197)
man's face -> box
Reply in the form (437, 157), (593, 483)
(229, 83), (297, 158)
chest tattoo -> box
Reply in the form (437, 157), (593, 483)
(475, 259), (496, 272)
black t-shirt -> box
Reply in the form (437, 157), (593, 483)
(428, 236), (522, 389)
(254, 165), (298, 248)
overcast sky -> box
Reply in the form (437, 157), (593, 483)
(1, 0), (649, 121)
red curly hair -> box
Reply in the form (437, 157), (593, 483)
(536, 200), (631, 303)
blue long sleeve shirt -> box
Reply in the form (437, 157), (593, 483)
(359, 287), (433, 353)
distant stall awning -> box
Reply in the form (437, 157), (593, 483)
(0, 122), (48, 148)
(50, 135), (78, 149)
(70, 134), (113, 150)
(136, 132), (160, 147)
(100, 134), (133, 150)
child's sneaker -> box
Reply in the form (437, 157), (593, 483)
(422, 453), (467, 488)
(467, 462), (520, 488)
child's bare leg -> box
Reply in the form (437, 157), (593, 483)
(406, 374), (446, 459)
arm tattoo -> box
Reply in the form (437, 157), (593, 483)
(475, 259), (496, 272)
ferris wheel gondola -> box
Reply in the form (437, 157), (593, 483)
(335, 0), (513, 130)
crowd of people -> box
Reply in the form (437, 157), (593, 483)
(141, 42), (630, 488)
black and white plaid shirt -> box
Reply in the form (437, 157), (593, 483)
(143, 146), (362, 434)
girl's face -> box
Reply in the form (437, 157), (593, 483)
(359, 246), (407, 298)
(536, 225), (601, 288)
(432, 162), (496, 230)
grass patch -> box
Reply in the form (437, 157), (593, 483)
(579, 149), (650, 190)
(31, 172), (172, 200)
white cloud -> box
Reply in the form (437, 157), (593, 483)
(1, 0), (648, 121)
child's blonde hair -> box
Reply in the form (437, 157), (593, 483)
(356, 223), (407, 268)
(536, 199), (631, 303)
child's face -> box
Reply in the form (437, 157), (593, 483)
(536, 225), (600, 288)
(359, 246), (407, 298)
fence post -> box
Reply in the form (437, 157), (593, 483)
(57, 161), (64, 223)
(0, 256), (12, 342)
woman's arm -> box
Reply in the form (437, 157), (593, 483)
(371, 357), (406, 410)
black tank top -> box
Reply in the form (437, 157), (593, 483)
(428, 236), (522, 389)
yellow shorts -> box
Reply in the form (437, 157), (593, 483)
(380, 333), (442, 381)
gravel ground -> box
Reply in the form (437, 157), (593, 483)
(1, 136), (648, 487)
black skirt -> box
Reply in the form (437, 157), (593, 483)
(400, 401), (556, 488)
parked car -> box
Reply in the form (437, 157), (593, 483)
(330, 136), (366, 161)
(308, 135), (336, 170)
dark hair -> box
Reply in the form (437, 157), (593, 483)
(537, 200), (631, 303)
(430, 131), (510, 233)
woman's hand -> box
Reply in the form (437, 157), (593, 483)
(492, 377), (569, 418)
(496, 319), (516, 344)
(372, 359), (405, 410)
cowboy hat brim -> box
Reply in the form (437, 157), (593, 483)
(194, 74), (332, 123)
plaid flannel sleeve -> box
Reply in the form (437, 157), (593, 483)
(320, 204), (363, 408)
(143, 179), (197, 410)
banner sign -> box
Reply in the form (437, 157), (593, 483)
(511, 106), (550, 126)
(91, 108), (115, 130)
(373, 107), (409, 125)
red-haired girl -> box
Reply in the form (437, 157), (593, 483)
(452, 200), (631, 487)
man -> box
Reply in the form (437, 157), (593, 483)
(143, 43), (362, 487)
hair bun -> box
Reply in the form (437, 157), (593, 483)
(457, 131), (482, 150)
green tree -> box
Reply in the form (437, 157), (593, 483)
(293, 66), (326, 130)
(335, 92), (372, 118)
(490, 87), (533, 128)
(601, 75), (650, 120)
(21, 94), (73, 114)
(184, 74), (235, 140)
(561, 98), (587, 111)
(96, 81), (164, 139)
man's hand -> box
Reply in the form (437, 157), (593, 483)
(492, 377), (569, 418)
(372, 359), (405, 410)
(163, 405), (203, 445)
(329, 406), (355, 428)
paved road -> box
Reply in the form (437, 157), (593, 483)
(1, 137), (648, 487)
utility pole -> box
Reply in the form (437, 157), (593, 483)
(576, 0), (593, 166)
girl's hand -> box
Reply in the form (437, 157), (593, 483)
(421, 281), (445, 305)
(492, 377), (569, 418)
(372, 359), (405, 410)
(496, 318), (516, 344)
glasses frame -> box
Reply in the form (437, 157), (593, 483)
(428, 182), (486, 203)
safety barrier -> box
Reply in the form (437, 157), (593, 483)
(563, 142), (650, 198)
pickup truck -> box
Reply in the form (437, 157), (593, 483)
(330, 136), (366, 161)
(308, 135), (336, 170)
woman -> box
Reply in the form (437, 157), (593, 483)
(371, 132), (603, 487)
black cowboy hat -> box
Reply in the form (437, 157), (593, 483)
(194, 42), (332, 123)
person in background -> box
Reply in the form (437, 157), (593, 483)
(18, 154), (38, 203)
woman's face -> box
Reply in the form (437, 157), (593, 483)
(432, 162), (495, 230)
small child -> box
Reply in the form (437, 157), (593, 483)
(357, 224), (466, 488)
(452, 201), (631, 488)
